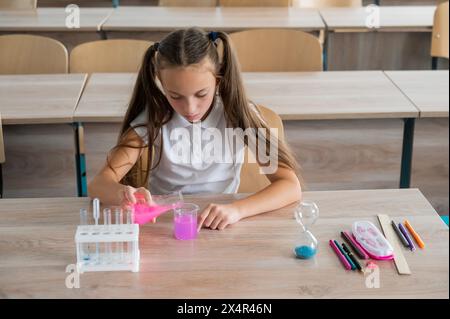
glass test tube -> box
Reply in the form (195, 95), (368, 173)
(125, 207), (134, 263)
(103, 208), (112, 263)
(93, 198), (100, 263)
(79, 208), (90, 261)
(115, 208), (124, 262)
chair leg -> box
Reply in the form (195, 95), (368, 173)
(320, 29), (329, 71)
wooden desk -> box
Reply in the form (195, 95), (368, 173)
(320, 6), (446, 70)
(0, 73), (88, 198)
(102, 6), (325, 41)
(320, 6), (435, 31)
(74, 73), (136, 123)
(243, 71), (419, 190)
(0, 8), (113, 52)
(0, 74), (87, 125)
(0, 189), (447, 298)
(243, 71), (418, 120)
(385, 70), (449, 118)
(76, 71), (417, 121)
(385, 70), (449, 215)
(380, 0), (442, 5)
(75, 72), (419, 206)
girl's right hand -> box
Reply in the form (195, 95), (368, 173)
(121, 185), (153, 206)
(119, 185), (157, 223)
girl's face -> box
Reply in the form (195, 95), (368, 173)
(159, 59), (218, 123)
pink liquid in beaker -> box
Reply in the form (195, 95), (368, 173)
(174, 214), (197, 240)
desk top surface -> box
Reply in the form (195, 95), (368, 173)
(75, 71), (419, 122)
(0, 8), (113, 32)
(0, 189), (447, 298)
(0, 73), (87, 125)
(0, 6), (434, 32)
(102, 6), (325, 31)
(385, 70), (449, 118)
(319, 6), (436, 31)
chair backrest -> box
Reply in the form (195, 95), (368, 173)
(70, 39), (153, 73)
(238, 105), (284, 193)
(220, 0), (291, 6)
(229, 29), (322, 71)
(431, 1), (449, 59)
(159, 0), (217, 6)
(0, 113), (5, 164)
(0, 34), (68, 74)
(293, 0), (362, 8)
(0, 0), (36, 10)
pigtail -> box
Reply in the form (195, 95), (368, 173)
(110, 42), (170, 188)
(215, 31), (251, 129)
(215, 31), (302, 183)
(119, 43), (157, 139)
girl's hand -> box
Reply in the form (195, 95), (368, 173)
(197, 203), (242, 231)
(120, 185), (153, 205)
(119, 185), (157, 223)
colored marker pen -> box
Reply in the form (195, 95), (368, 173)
(391, 220), (410, 247)
(334, 240), (356, 270)
(329, 240), (352, 270)
(342, 242), (362, 272)
(399, 223), (415, 251)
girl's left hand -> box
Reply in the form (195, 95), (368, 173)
(197, 203), (242, 231)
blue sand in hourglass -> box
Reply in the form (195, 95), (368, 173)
(294, 245), (317, 259)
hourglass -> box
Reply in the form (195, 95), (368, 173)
(294, 201), (319, 259)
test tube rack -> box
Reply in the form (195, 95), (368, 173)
(75, 223), (140, 273)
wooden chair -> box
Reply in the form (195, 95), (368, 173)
(70, 39), (153, 73)
(229, 29), (323, 71)
(220, 0), (291, 6)
(431, 1), (449, 69)
(0, 113), (5, 198)
(159, 0), (217, 6)
(238, 105), (285, 193)
(0, 34), (68, 74)
(0, 0), (37, 10)
(293, 0), (362, 8)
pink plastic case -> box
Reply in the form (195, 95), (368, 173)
(352, 221), (394, 260)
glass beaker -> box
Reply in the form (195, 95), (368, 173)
(173, 203), (199, 240)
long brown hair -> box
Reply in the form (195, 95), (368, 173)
(109, 27), (302, 188)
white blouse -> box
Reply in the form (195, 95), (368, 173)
(130, 97), (245, 195)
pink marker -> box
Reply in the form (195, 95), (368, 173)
(329, 240), (352, 270)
